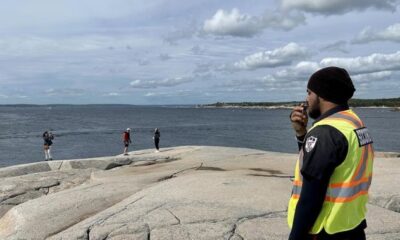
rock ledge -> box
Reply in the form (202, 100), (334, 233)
(0, 146), (399, 240)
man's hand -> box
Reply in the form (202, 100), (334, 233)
(290, 104), (308, 137)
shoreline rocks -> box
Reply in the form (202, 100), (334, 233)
(0, 146), (399, 239)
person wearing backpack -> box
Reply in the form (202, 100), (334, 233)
(122, 128), (132, 155)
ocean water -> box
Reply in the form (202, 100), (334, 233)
(0, 105), (399, 167)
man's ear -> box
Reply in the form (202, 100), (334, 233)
(318, 96), (338, 109)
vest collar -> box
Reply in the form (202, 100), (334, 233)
(312, 105), (349, 126)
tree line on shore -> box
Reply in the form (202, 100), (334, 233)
(204, 97), (400, 108)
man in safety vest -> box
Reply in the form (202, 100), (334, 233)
(288, 66), (374, 240)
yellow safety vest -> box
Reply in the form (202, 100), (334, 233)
(287, 109), (374, 234)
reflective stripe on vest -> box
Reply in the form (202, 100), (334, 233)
(292, 175), (372, 203)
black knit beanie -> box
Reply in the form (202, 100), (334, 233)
(307, 66), (355, 104)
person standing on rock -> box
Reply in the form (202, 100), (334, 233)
(42, 130), (54, 161)
(287, 67), (374, 240)
(122, 128), (132, 155)
(153, 128), (160, 152)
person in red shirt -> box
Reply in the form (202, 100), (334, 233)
(122, 128), (132, 155)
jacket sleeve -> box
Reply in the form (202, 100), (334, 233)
(296, 135), (305, 150)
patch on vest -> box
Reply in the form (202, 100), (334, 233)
(354, 127), (373, 147)
(305, 136), (318, 152)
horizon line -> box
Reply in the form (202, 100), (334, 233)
(0, 96), (399, 106)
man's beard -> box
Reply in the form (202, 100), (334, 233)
(308, 98), (321, 119)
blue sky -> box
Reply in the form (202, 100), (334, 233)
(0, 0), (399, 104)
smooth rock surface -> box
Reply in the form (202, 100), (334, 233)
(0, 146), (398, 239)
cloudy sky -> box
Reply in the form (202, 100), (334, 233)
(1, 0), (399, 104)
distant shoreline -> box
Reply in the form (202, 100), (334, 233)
(200, 97), (400, 110)
(1, 97), (399, 109)
(1, 103), (399, 111)
(199, 105), (400, 111)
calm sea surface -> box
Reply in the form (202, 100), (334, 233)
(0, 105), (399, 167)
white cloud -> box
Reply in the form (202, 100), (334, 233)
(353, 23), (400, 43)
(0, 35), (159, 57)
(352, 71), (393, 83)
(352, 71), (395, 93)
(280, 0), (398, 15)
(144, 90), (194, 97)
(104, 92), (121, 97)
(234, 43), (308, 70)
(320, 51), (400, 74)
(130, 76), (193, 89)
(203, 8), (305, 37)
(217, 61), (318, 90)
(258, 52), (400, 89)
(259, 61), (319, 89)
(275, 61), (319, 79)
(261, 10), (306, 30)
(253, 53), (399, 92)
(203, 9), (261, 37)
